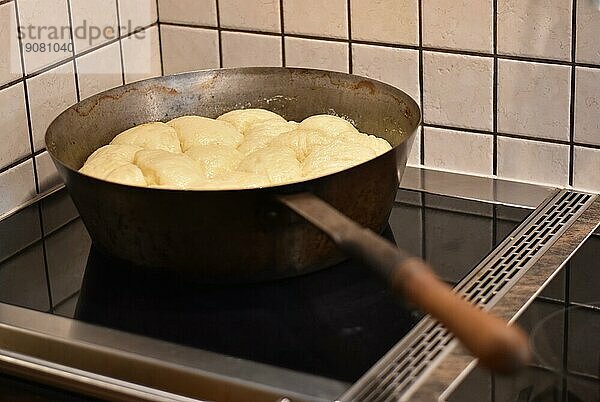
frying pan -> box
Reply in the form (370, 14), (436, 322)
(46, 67), (529, 373)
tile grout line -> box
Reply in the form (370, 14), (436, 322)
(279, 0), (285, 67)
(418, 0), (425, 165)
(115, 0), (126, 85)
(346, 0), (352, 73)
(65, 0), (81, 103)
(568, 0), (578, 187)
(12, 0), (39, 193)
(492, 0), (498, 177)
(155, 0), (165, 76)
(215, 0), (223, 68)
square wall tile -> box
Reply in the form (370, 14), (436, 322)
(161, 26), (219, 74)
(422, 0), (493, 53)
(69, 0), (118, 53)
(222, 32), (281, 68)
(423, 52), (493, 131)
(76, 41), (123, 100)
(35, 151), (61, 193)
(497, 0), (572, 61)
(122, 26), (162, 83)
(352, 44), (420, 104)
(27, 62), (78, 151)
(573, 146), (600, 193)
(158, 0), (217, 26)
(350, 0), (418, 45)
(18, 0), (73, 74)
(283, 0), (347, 39)
(220, 0), (280, 32)
(407, 127), (421, 166)
(284, 37), (348, 73)
(497, 136), (569, 187)
(0, 159), (36, 216)
(118, 0), (157, 34)
(423, 127), (493, 175)
(498, 60), (571, 141)
(575, 67), (600, 146)
(0, 1), (23, 85)
(0, 83), (30, 169)
(41, 188), (78, 235)
(576, 0), (600, 64)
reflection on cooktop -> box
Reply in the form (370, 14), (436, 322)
(75, 226), (421, 382)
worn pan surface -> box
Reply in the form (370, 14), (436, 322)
(46, 67), (418, 282)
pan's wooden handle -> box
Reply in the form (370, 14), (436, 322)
(279, 193), (531, 373)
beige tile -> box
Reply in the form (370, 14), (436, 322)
(283, 0), (347, 39)
(122, 26), (162, 83)
(352, 44), (419, 104)
(220, 0), (280, 32)
(575, 67), (600, 146)
(498, 60), (571, 141)
(424, 127), (493, 175)
(422, 0), (493, 53)
(118, 0), (157, 34)
(0, 2), (23, 85)
(423, 52), (493, 131)
(76, 42), (122, 100)
(222, 32), (281, 68)
(27, 62), (78, 151)
(0, 160), (36, 216)
(35, 151), (62, 193)
(158, 0), (217, 26)
(161, 26), (219, 74)
(407, 126), (421, 166)
(577, 0), (600, 64)
(497, 0), (572, 61)
(0, 83), (30, 169)
(350, 0), (418, 45)
(18, 0), (73, 74)
(70, 0), (118, 53)
(573, 146), (600, 193)
(497, 136), (569, 187)
(284, 37), (348, 72)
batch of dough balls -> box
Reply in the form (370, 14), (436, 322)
(79, 109), (392, 190)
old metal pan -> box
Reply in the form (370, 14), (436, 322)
(46, 68), (529, 372)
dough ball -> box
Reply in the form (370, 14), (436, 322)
(134, 149), (206, 188)
(237, 133), (276, 155)
(104, 164), (147, 186)
(237, 121), (298, 155)
(217, 109), (286, 133)
(337, 131), (392, 155)
(110, 122), (181, 153)
(199, 171), (271, 190)
(302, 139), (378, 179)
(238, 145), (301, 185)
(299, 115), (358, 136)
(86, 144), (142, 164)
(185, 144), (243, 178)
(270, 128), (334, 161)
(168, 116), (243, 151)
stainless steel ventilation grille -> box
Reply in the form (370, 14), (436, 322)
(341, 190), (596, 402)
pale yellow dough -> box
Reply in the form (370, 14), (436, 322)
(79, 109), (392, 189)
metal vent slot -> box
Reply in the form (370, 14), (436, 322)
(341, 190), (595, 402)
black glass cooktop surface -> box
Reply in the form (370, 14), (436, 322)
(0, 187), (533, 383)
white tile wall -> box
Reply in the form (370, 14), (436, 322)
(121, 26), (162, 83)
(0, 159), (36, 216)
(0, 1), (22, 85)
(118, 0), (157, 34)
(219, 0), (280, 32)
(284, 37), (348, 73)
(283, 0), (347, 39)
(160, 25), (219, 74)
(76, 41), (123, 99)
(574, 67), (600, 146)
(27, 62), (78, 151)
(158, 0), (217, 27)
(422, 0), (493, 53)
(221, 32), (282, 68)
(0, 83), (30, 170)
(576, 0), (600, 64)
(69, 0), (118, 53)
(350, 0), (418, 45)
(35, 151), (61, 192)
(498, 60), (571, 141)
(573, 146), (600, 192)
(423, 52), (493, 131)
(424, 127), (493, 175)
